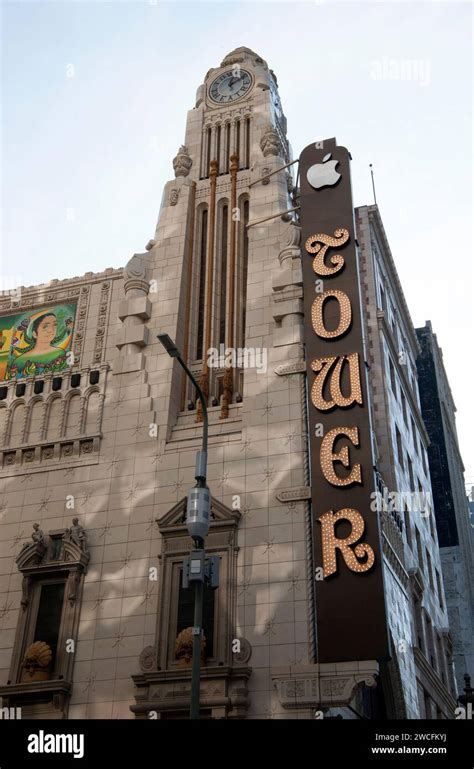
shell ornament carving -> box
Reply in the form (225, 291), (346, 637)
(139, 645), (156, 672)
(21, 641), (53, 681)
(175, 627), (206, 667)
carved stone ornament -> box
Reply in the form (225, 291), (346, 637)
(273, 661), (379, 710)
(233, 638), (252, 664)
(124, 252), (147, 283)
(276, 487), (311, 503)
(260, 127), (281, 158)
(284, 221), (301, 249)
(123, 252), (150, 296)
(63, 517), (88, 554)
(139, 646), (157, 672)
(21, 641), (53, 682)
(175, 627), (206, 667)
(169, 188), (180, 206)
(172, 145), (192, 178)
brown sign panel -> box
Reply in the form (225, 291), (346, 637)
(299, 139), (389, 663)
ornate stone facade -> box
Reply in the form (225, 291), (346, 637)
(0, 48), (459, 720)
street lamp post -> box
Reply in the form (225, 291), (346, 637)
(157, 334), (212, 720)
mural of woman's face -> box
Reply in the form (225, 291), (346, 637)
(33, 315), (57, 345)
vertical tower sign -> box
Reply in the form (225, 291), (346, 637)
(299, 139), (389, 663)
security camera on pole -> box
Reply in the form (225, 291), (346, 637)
(157, 334), (219, 720)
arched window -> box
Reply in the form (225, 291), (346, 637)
(47, 397), (63, 441)
(196, 207), (208, 360)
(65, 393), (82, 437)
(9, 402), (26, 445)
(28, 400), (44, 443)
(85, 390), (100, 435)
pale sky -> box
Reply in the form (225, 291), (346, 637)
(1, 1), (473, 487)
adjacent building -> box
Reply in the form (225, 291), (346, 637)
(0, 46), (462, 720)
(416, 321), (474, 692)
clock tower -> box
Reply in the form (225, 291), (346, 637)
(143, 46), (297, 426)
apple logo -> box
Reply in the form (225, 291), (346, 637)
(307, 153), (341, 190)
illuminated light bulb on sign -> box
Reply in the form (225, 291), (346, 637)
(311, 353), (363, 411)
(311, 290), (352, 339)
(305, 228), (350, 276)
(318, 507), (375, 578)
(320, 426), (362, 487)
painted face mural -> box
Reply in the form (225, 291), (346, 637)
(0, 304), (76, 380)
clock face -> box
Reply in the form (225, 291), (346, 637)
(209, 69), (252, 104)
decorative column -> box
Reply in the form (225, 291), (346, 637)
(115, 253), (151, 375)
(271, 222), (304, 347)
(196, 160), (218, 421)
(220, 153), (239, 419)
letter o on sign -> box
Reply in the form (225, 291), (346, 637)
(311, 289), (352, 339)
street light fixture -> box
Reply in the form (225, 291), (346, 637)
(157, 333), (218, 720)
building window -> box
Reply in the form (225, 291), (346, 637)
(196, 208), (208, 360)
(235, 120), (241, 163)
(426, 548), (434, 591)
(415, 526), (424, 571)
(389, 357), (397, 397)
(215, 125), (221, 174)
(401, 390), (408, 426)
(206, 127), (211, 177)
(0, 520), (89, 718)
(241, 199), (249, 346)
(219, 204), (228, 346)
(414, 597), (424, 652)
(436, 570), (444, 610)
(395, 425), (404, 469)
(245, 118), (250, 169)
(410, 416), (416, 450)
(131, 496), (252, 719)
(407, 455), (415, 490)
(403, 504), (412, 549)
(32, 581), (66, 674)
(177, 570), (216, 658)
(225, 123), (230, 172)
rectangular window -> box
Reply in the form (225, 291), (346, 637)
(395, 425), (404, 469)
(407, 455), (415, 490)
(436, 569), (444, 610)
(177, 570), (216, 658)
(426, 548), (434, 591)
(403, 505), (412, 548)
(33, 582), (65, 671)
(389, 357), (397, 397)
(415, 527), (424, 571)
(196, 209), (208, 360)
(401, 390), (408, 426)
(410, 416), (416, 448)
